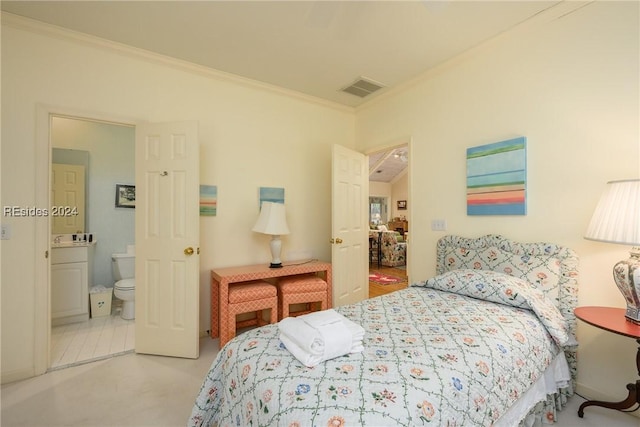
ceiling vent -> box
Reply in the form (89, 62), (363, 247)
(341, 77), (385, 98)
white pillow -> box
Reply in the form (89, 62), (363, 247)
(377, 225), (388, 231)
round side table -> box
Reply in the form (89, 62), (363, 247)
(574, 306), (640, 417)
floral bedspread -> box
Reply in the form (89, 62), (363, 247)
(189, 283), (564, 427)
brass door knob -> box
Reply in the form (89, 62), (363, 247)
(184, 247), (194, 255)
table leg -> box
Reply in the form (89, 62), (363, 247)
(578, 382), (639, 417)
(219, 279), (230, 347)
(325, 266), (332, 309)
(578, 338), (640, 417)
(210, 275), (220, 338)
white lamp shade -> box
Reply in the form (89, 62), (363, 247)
(585, 179), (640, 245)
(252, 202), (290, 235)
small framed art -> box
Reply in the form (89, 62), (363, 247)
(397, 200), (407, 210)
(115, 184), (135, 208)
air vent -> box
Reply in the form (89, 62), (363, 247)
(341, 77), (385, 98)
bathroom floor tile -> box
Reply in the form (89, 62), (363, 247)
(50, 308), (134, 370)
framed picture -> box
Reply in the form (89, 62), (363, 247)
(259, 186), (285, 209)
(200, 185), (217, 216)
(115, 184), (135, 208)
(466, 136), (527, 215)
(397, 200), (407, 210)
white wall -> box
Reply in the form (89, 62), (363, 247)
(369, 181), (391, 199)
(369, 175), (409, 224)
(356, 2), (639, 407)
(390, 173), (408, 222)
(1, 16), (354, 382)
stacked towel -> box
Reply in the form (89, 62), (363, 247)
(278, 309), (365, 367)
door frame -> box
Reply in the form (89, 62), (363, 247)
(34, 105), (141, 375)
(365, 137), (412, 275)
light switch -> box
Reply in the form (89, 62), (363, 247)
(431, 219), (447, 231)
(1, 224), (11, 240)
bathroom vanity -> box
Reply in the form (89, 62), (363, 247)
(51, 240), (95, 325)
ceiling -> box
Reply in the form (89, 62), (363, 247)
(2, 0), (561, 108)
(369, 146), (408, 184)
(2, 1), (562, 183)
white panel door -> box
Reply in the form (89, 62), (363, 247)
(135, 121), (200, 358)
(331, 144), (368, 307)
(51, 164), (85, 234)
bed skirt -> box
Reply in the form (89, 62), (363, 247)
(496, 352), (573, 426)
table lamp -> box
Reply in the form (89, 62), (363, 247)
(252, 201), (290, 268)
(585, 179), (640, 323)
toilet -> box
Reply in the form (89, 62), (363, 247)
(112, 250), (135, 320)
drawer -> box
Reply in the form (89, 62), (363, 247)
(51, 247), (88, 264)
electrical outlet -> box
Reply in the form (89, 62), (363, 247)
(431, 219), (447, 231)
(1, 224), (11, 240)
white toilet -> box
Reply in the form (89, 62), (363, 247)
(112, 250), (135, 320)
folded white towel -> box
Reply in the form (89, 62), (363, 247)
(278, 309), (365, 367)
(280, 330), (359, 368)
(343, 317), (365, 344)
(278, 317), (324, 355)
(316, 320), (352, 361)
(278, 309), (365, 354)
(280, 334), (326, 367)
(300, 308), (344, 327)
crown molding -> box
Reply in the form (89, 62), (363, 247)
(2, 12), (355, 114)
(356, 1), (594, 113)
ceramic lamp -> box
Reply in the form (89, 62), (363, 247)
(252, 201), (290, 268)
(585, 179), (640, 323)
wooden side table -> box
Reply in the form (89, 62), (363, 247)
(210, 260), (332, 348)
(574, 306), (640, 417)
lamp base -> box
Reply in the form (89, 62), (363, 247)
(613, 248), (640, 324)
(268, 235), (284, 269)
(625, 310), (640, 325)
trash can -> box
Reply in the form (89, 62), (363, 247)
(90, 285), (113, 318)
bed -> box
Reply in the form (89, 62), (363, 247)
(189, 234), (579, 427)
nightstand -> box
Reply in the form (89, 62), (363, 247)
(574, 306), (640, 417)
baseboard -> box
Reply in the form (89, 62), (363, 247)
(1, 367), (36, 385)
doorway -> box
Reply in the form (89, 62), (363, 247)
(49, 115), (136, 370)
(35, 107), (201, 375)
(367, 143), (409, 298)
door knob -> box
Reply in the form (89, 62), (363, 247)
(184, 247), (194, 255)
(330, 238), (343, 244)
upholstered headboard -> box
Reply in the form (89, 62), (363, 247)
(435, 234), (580, 385)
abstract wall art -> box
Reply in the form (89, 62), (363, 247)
(466, 136), (527, 215)
(200, 185), (217, 216)
(259, 187), (285, 208)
